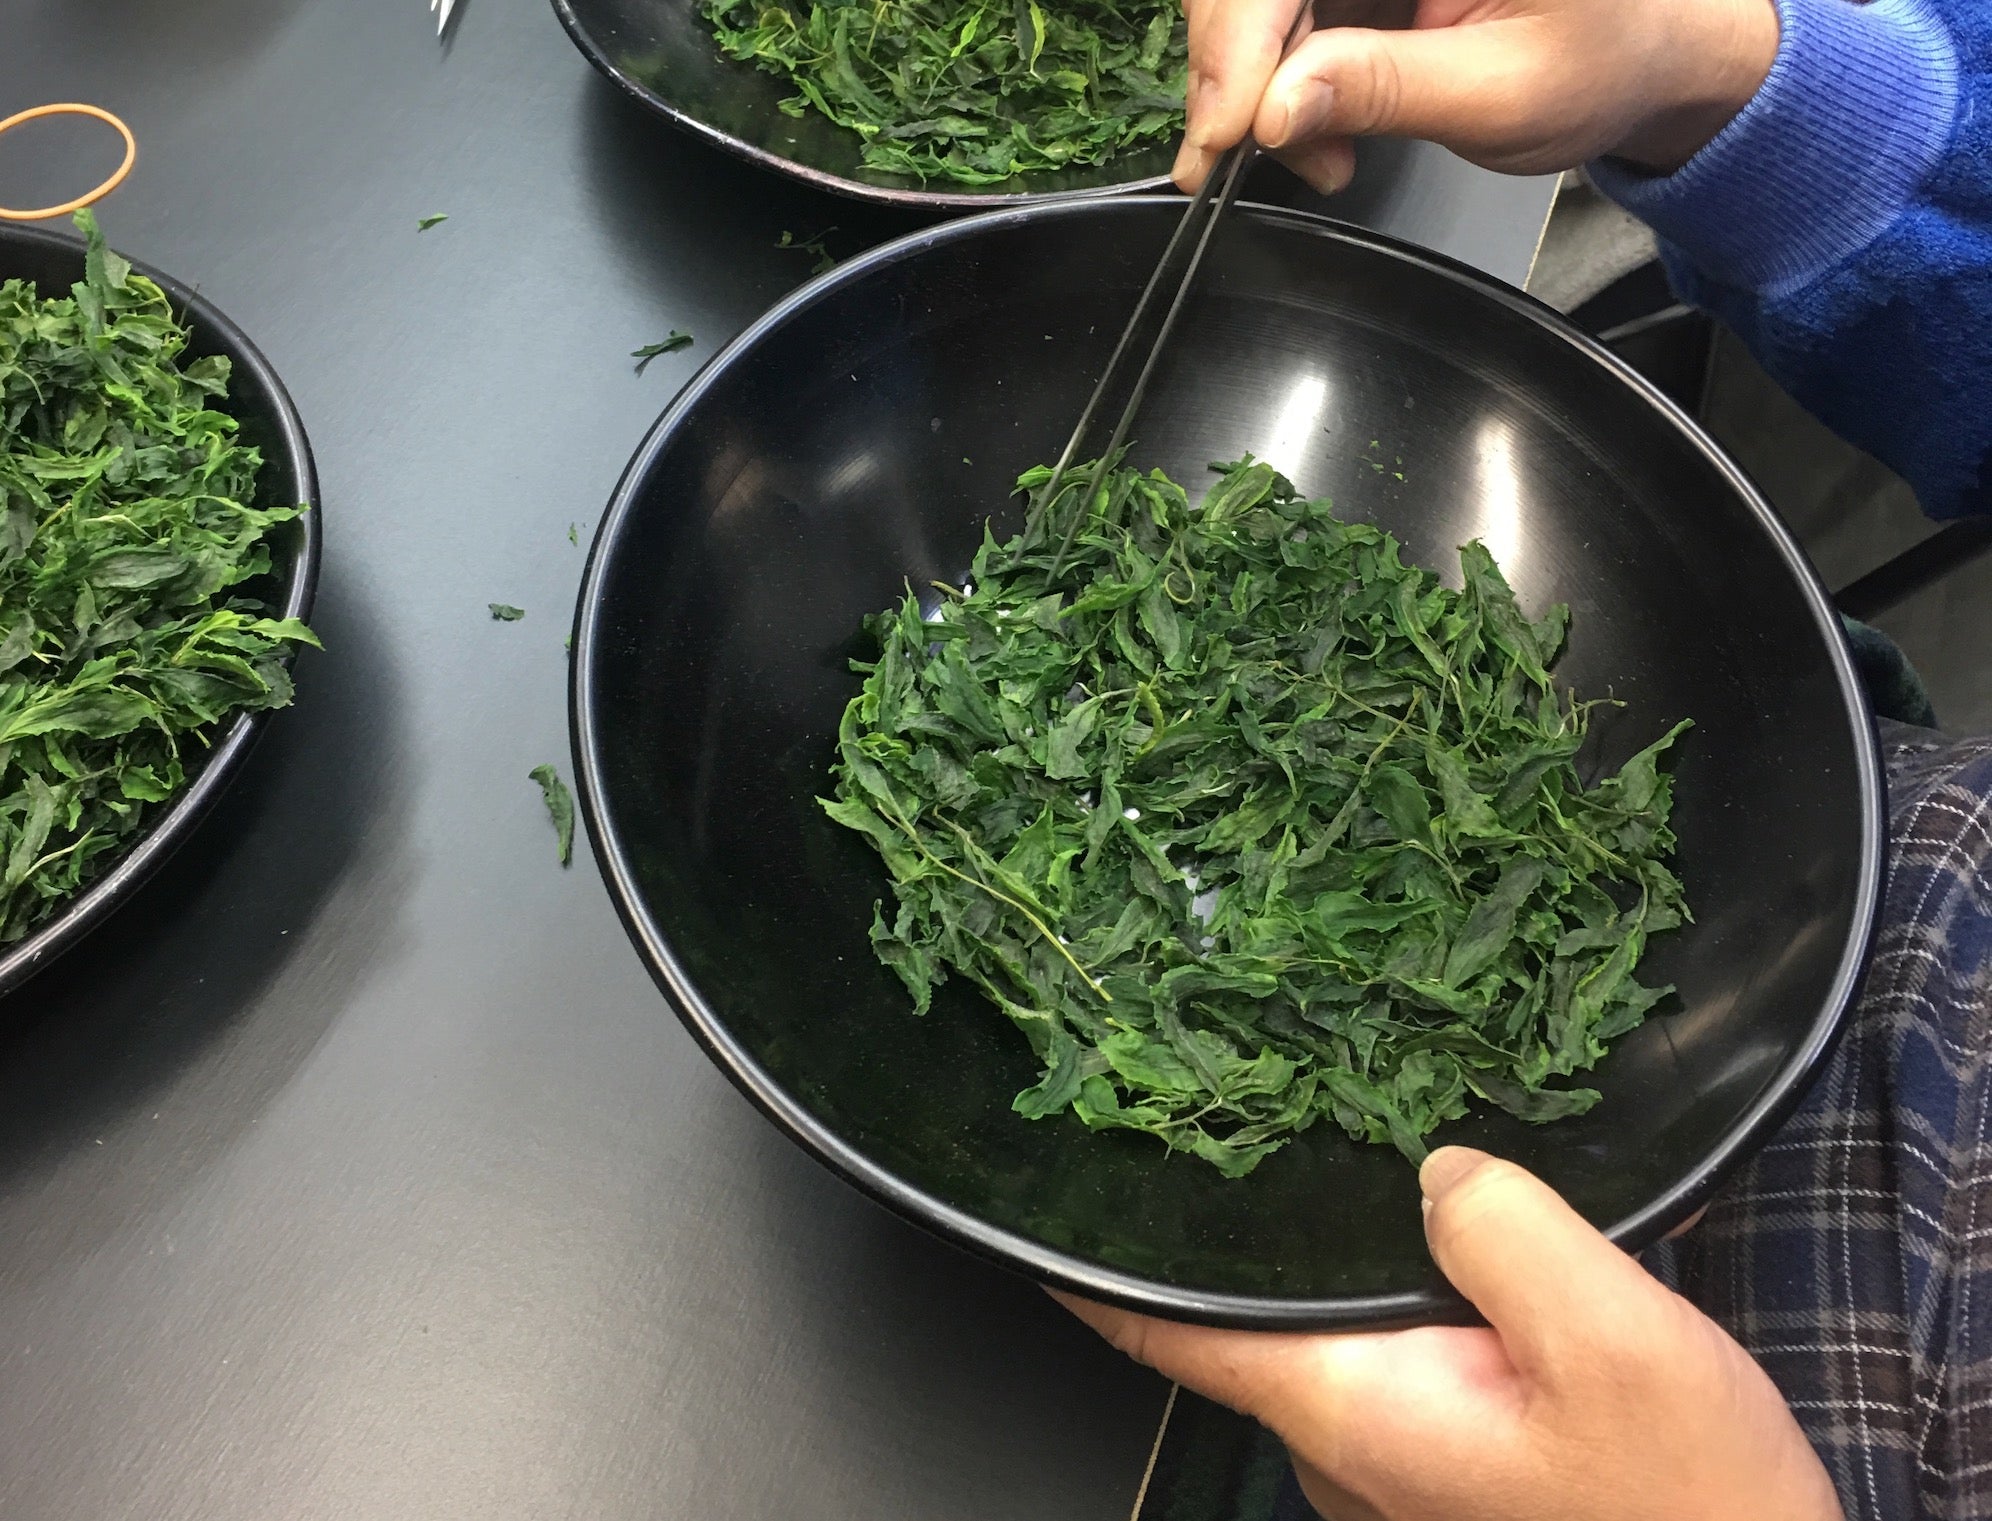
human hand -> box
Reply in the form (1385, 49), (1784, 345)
(1173, 0), (1780, 193)
(1057, 1147), (1842, 1521)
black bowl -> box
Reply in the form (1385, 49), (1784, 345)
(571, 199), (1883, 1327)
(550, 0), (1176, 207)
(0, 222), (321, 1000)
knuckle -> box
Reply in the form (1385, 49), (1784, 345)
(1356, 40), (1405, 132)
(1103, 1314), (1157, 1367)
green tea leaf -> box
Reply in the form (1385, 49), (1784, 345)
(529, 763), (575, 866)
(825, 455), (1691, 1174)
(632, 332), (694, 375)
(705, 0), (1187, 187)
(0, 211), (317, 943)
(488, 603), (526, 621)
(778, 228), (839, 275)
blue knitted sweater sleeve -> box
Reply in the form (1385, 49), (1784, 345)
(1588, 0), (1991, 519)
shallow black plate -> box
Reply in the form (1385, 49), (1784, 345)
(571, 199), (1884, 1327)
(0, 222), (321, 1000)
(550, 0), (1176, 206)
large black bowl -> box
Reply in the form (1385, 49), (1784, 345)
(572, 199), (1884, 1327)
(550, 0), (1176, 206)
(0, 222), (321, 1000)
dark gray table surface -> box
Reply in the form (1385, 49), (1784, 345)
(0, 5), (1553, 1516)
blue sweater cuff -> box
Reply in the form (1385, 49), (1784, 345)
(1588, 0), (1958, 295)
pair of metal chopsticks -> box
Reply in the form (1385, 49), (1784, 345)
(1032, 1), (1317, 574)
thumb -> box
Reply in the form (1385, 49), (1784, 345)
(1254, 23), (1556, 167)
(1418, 1147), (1676, 1379)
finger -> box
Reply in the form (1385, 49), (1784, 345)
(1172, 135), (1221, 194)
(1254, 23), (1542, 158)
(1418, 1148), (1675, 1379)
(1176, 0), (1219, 186)
(1268, 134), (1356, 194)
(1664, 1203), (1711, 1241)
(1186, 0), (1309, 155)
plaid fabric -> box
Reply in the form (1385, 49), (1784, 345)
(1646, 719), (1992, 1520)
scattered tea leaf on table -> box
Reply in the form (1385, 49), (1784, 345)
(824, 456), (1691, 1175)
(488, 603), (525, 621)
(631, 332), (693, 375)
(778, 229), (837, 276)
(417, 213), (449, 231)
(530, 764), (575, 866)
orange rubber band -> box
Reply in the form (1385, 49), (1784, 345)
(0, 103), (137, 222)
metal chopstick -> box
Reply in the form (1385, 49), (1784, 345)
(1031, 0), (1316, 576)
(1044, 143), (1256, 573)
(1028, 143), (1243, 536)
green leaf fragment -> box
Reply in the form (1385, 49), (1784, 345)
(488, 603), (525, 621)
(417, 213), (449, 231)
(777, 228), (838, 275)
(529, 763), (575, 866)
(825, 455), (1691, 1175)
(632, 332), (694, 374)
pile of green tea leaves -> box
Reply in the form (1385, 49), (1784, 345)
(824, 457), (1690, 1175)
(0, 210), (317, 944)
(702, 0), (1186, 185)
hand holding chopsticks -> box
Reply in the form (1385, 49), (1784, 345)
(1028, 0), (1317, 573)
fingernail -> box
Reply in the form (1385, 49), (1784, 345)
(1171, 138), (1196, 187)
(1185, 72), (1214, 148)
(1277, 83), (1333, 149)
(1259, 95), (1292, 148)
(1303, 160), (1346, 196)
(1419, 1145), (1492, 1203)
(1172, 139), (1213, 190)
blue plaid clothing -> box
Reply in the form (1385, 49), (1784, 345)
(1646, 720), (1992, 1520)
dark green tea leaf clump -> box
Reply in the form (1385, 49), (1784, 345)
(704, 0), (1187, 186)
(0, 210), (318, 944)
(825, 457), (1690, 1176)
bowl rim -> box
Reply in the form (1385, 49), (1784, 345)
(547, 0), (1176, 209)
(570, 196), (1886, 1328)
(0, 220), (323, 1001)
